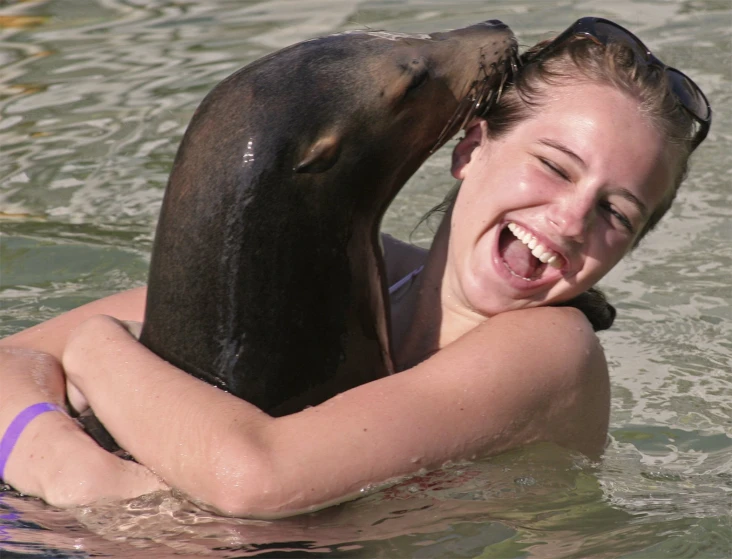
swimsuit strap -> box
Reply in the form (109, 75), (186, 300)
(388, 265), (425, 295)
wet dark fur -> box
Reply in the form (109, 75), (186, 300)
(141, 21), (519, 415)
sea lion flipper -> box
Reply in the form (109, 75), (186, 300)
(295, 135), (341, 173)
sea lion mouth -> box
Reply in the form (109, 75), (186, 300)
(499, 222), (563, 281)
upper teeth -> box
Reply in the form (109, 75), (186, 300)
(507, 223), (563, 269)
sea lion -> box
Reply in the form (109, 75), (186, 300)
(134, 20), (519, 415)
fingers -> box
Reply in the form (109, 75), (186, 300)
(66, 378), (89, 415)
(119, 320), (143, 340)
(63, 314), (135, 387)
(39, 422), (170, 508)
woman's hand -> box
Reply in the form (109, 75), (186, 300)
(64, 320), (142, 415)
(0, 346), (168, 508)
(65, 380), (89, 415)
(63, 316), (139, 397)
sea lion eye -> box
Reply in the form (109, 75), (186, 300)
(399, 57), (429, 97)
(406, 66), (429, 93)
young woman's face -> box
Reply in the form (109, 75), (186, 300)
(446, 81), (675, 317)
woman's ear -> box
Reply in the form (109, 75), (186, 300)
(451, 119), (487, 179)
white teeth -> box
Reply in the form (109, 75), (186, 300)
(506, 223), (563, 270)
(531, 244), (546, 259)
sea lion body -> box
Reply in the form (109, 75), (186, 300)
(139, 21), (518, 414)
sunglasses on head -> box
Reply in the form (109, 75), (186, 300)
(530, 17), (712, 151)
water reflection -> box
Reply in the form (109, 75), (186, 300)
(0, 0), (730, 557)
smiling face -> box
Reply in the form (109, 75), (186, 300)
(443, 81), (675, 318)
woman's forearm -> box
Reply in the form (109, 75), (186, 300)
(62, 317), (386, 518)
(62, 317), (385, 518)
(62, 315), (274, 515)
(0, 346), (167, 506)
(62, 308), (609, 518)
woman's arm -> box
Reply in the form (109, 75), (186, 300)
(0, 347), (167, 507)
(0, 287), (167, 506)
(0, 286), (148, 360)
(62, 305), (609, 518)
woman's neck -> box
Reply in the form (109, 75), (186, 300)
(392, 209), (484, 371)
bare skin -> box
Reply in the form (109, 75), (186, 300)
(0, 345), (168, 506)
(0, 291), (169, 504)
(0, 81), (674, 516)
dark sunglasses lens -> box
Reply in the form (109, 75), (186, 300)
(593, 21), (649, 59)
(590, 21), (710, 124)
(666, 69), (710, 121)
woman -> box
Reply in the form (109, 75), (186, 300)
(0, 18), (711, 517)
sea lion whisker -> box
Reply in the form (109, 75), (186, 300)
(432, 80), (480, 152)
(475, 89), (495, 119)
(435, 58), (505, 152)
(433, 55), (496, 147)
(475, 79), (492, 108)
(467, 59), (508, 121)
(432, 98), (469, 152)
(428, 41), (517, 154)
(510, 53), (520, 73)
(494, 64), (510, 106)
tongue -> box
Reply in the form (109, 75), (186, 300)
(502, 236), (539, 279)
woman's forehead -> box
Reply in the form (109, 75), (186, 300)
(517, 83), (675, 204)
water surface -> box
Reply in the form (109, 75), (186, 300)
(0, 0), (730, 557)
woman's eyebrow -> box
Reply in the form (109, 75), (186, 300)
(538, 138), (649, 217)
(538, 138), (586, 168)
(612, 188), (649, 218)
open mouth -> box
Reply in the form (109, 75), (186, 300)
(498, 222), (564, 281)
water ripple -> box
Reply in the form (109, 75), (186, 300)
(0, 1), (730, 557)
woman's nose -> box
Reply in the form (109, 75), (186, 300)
(546, 199), (595, 244)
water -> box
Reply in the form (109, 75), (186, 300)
(0, 0), (730, 557)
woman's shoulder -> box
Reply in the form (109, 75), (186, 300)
(427, 305), (610, 456)
(473, 305), (606, 377)
(490, 304), (602, 341)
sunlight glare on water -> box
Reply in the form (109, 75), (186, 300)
(0, 0), (730, 557)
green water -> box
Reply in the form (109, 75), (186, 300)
(0, 0), (730, 557)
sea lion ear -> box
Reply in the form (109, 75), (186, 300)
(295, 135), (341, 173)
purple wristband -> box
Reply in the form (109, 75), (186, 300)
(0, 402), (61, 481)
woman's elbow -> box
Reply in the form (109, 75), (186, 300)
(194, 436), (300, 519)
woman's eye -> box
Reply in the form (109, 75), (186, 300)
(600, 201), (634, 233)
(539, 158), (569, 180)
